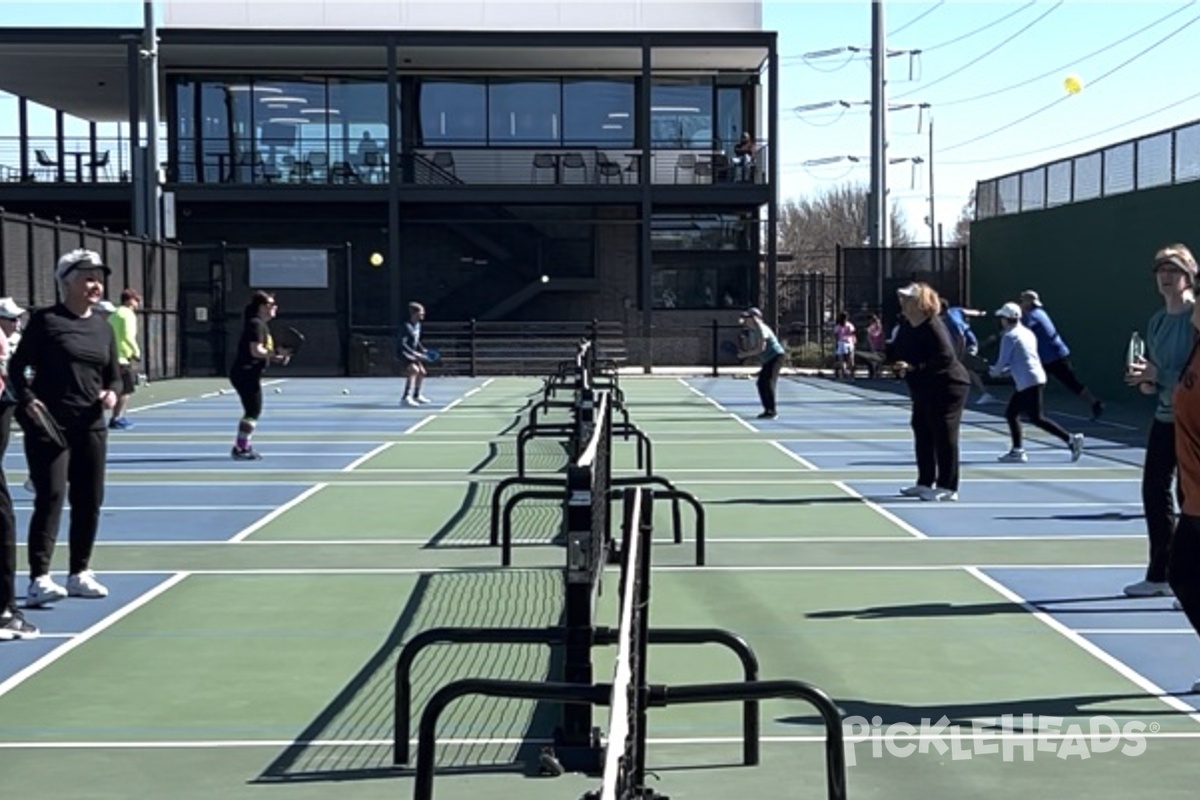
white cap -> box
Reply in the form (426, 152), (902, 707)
(0, 297), (26, 319)
(995, 301), (1022, 320)
(55, 248), (110, 281)
(897, 283), (919, 298)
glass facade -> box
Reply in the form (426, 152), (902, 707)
(651, 212), (757, 309)
(169, 73), (754, 183)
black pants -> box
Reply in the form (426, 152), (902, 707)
(1005, 384), (1071, 448)
(25, 423), (107, 578)
(756, 354), (784, 414)
(1045, 357), (1088, 396)
(231, 373), (263, 419)
(1169, 514), (1200, 639)
(0, 405), (17, 610)
(1144, 419), (1181, 583)
(910, 381), (970, 492)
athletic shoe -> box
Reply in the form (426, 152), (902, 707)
(1123, 580), (1172, 598)
(231, 447), (262, 461)
(108, 417), (135, 430)
(918, 487), (943, 502)
(0, 608), (38, 641)
(414, 395), (432, 404)
(998, 448), (1028, 463)
(933, 489), (958, 502)
(27, 575), (67, 607)
(756, 411), (777, 419)
(974, 393), (999, 405)
(1069, 433), (1085, 462)
(67, 571), (109, 599)
(899, 485), (928, 497)
(402, 395), (420, 406)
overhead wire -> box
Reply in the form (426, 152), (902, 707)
(940, 87), (1200, 166)
(933, 1), (1196, 108)
(939, 11), (1200, 153)
(889, 1), (945, 37)
(893, 1), (1064, 99)
(921, 0), (1037, 52)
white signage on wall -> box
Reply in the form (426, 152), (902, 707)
(249, 248), (329, 289)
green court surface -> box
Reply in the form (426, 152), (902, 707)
(0, 374), (1196, 799)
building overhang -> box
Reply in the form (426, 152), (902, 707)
(0, 27), (772, 123)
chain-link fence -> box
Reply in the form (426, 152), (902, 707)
(0, 207), (180, 380)
(976, 119), (1200, 219)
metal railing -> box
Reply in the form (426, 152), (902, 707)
(0, 136), (135, 184)
(975, 119), (1200, 219)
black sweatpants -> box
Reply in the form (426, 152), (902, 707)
(0, 405), (17, 610)
(756, 354), (784, 415)
(231, 374), (264, 420)
(910, 381), (970, 492)
(1005, 384), (1071, 449)
(25, 423), (107, 578)
(1143, 419), (1181, 583)
(1169, 514), (1200, 640)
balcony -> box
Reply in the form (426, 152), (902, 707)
(164, 141), (768, 188)
(0, 136), (134, 184)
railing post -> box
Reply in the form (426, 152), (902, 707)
(711, 318), (719, 377)
(469, 318), (477, 377)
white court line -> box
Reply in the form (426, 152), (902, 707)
(3, 731), (1200, 750)
(966, 567), (1200, 726)
(127, 398), (189, 413)
(1074, 629), (1192, 636)
(11, 505), (278, 512)
(405, 415), (436, 433)
(770, 440), (817, 470)
(833, 480), (927, 539)
(75, 534), (1147, 547)
(729, 413), (756, 432)
(225, 484), (328, 542)
(0, 573), (190, 701)
(341, 443), (394, 472)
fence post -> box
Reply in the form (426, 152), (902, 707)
(711, 318), (719, 378)
(0, 207), (6, 298)
(469, 318), (477, 377)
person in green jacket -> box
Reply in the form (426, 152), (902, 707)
(107, 289), (141, 430)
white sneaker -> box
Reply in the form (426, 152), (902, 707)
(1123, 580), (1172, 598)
(66, 571), (109, 599)
(975, 393), (999, 405)
(27, 575), (67, 607)
(1069, 433), (1084, 462)
(900, 485), (928, 497)
(414, 395), (431, 404)
(402, 395), (419, 406)
(933, 489), (958, 502)
(998, 448), (1028, 463)
(918, 487), (942, 502)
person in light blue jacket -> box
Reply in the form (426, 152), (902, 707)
(1123, 244), (1197, 598)
(989, 302), (1084, 463)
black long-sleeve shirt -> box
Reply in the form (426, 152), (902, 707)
(8, 304), (121, 431)
(887, 314), (971, 393)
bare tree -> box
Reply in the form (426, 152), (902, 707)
(777, 183), (913, 273)
(949, 189), (974, 246)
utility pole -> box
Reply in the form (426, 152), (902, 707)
(142, 0), (161, 241)
(869, 0), (888, 249)
(928, 115), (935, 248)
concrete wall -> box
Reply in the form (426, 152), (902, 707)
(970, 178), (1200, 405)
(162, 0), (761, 31)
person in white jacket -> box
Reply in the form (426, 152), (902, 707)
(989, 302), (1084, 463)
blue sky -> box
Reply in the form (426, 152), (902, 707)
(3, 0), (1199, 241)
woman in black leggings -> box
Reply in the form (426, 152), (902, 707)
(9, 249), (121, 608)
(0, 297), (36, 638)
(230, 291), (290, 461)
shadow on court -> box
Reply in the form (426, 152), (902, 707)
(253, 570), (567, 785)
(806, 596), (1182, 620)
(777, 692), (1196, 729)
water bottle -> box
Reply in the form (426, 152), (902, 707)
(1126, 331), (1145, 369)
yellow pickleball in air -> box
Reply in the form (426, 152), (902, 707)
(1064, 74), (1084, 95)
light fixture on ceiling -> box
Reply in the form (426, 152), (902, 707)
(260, 96), (308, 104)
(300, 108), (341, 115)
(267, 117), (310, 124)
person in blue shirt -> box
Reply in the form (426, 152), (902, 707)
(940, 300), (998, 405)
(1018, 289), (1104, 419)
(989, 302), (1084, 463)
(1123, 244), (1198, 598)
(737, 307), (786, 419)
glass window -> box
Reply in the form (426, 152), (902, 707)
(418, 80), (486, 145)
(488, 80), (560, 146)
(652, 253), (754, 310)
(328, 78), (388, 177)
(172, 78), (196, 181)
(651, 213), (755, 251)
(563, 80), (634, 146)
(651, 79), (713, 149)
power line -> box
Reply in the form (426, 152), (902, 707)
(940, 88), (1200, 166)
(889, 1), (945, 37)
(922, 0), (1037, 52)
(894, 1), (1064, 100)
(933, 1), (1196, 108)
(939, 11), (1200, 153)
